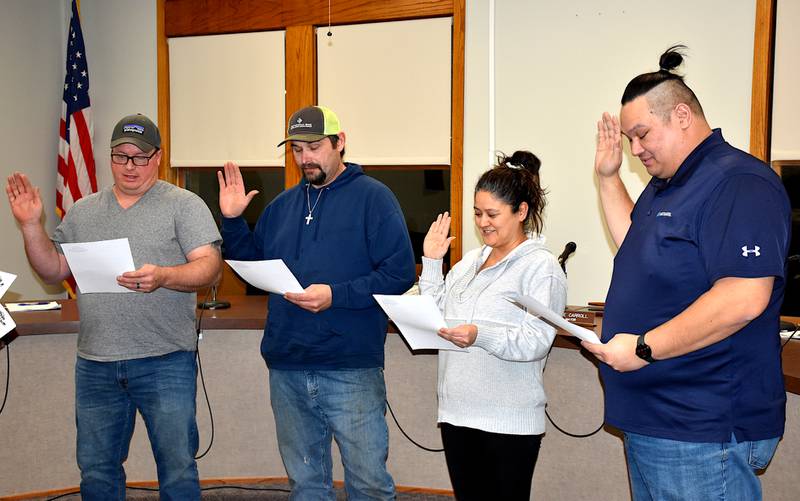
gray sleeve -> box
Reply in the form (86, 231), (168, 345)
(51, 210), (77, 253)
(174, 192), (222, 256)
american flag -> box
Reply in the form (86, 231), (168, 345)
(57, 0), (96, 296)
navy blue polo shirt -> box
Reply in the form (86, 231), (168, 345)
(601, 129), (790, 443)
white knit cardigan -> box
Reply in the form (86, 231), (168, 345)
(419, 236), (567, 435)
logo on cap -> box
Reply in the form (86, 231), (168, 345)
(289, 121), (313, 131)
(123, 124), (145, 135)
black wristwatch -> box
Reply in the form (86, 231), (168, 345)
(635, 334), (656, 363)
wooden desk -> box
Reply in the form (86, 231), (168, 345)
(8, 296), (800, 394)
(11, 296), (268, 336)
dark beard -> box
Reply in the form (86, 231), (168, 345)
(302, 163), (326, 185)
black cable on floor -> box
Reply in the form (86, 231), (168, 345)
(386, 399), (443, 453)
(45, 484), (293, 500)
(195, 288), (215, 460)
(543, 345), (604, 438)
(0, 345), (9, 416)
(545, 407), (604, 438)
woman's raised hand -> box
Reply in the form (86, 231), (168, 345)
(423, 212), (455, 259)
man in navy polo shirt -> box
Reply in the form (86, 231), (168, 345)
(583, 45), (790, 500)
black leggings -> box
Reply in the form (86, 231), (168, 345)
(440, 423), (543, 501)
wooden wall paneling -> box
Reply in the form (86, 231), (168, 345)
(165, 0), (453, 37)
(284, 25), (318, 188)
(750, 0), (777, 163)
(449, 0), (464, 266)
(157, 0), (176, 185)
(280, 0), (453, 27)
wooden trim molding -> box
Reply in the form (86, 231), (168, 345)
(449, 0), (465, 266)
(164, 0), (454, 37)
(750, 0), (777, 163)
(159, 0), (465, 266)
(772, 159), (800, 177)
(284, 25), (318, 188)
(156, 0), (176, 184)
(4, 477), (455, 500)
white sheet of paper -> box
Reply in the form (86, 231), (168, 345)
(61, 238), (135, 293)
(226, 259), (304, 294)
(508, 293), (602, 344)
(0, 303), (16, 339)
(374, 294), (466, 352)
(0, 271), (17, 299)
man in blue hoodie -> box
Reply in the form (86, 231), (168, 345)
(219, 105), (416, 500)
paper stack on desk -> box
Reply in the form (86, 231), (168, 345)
(5, 301), (62, 312)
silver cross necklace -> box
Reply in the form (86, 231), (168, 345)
(305, 184), (324, 225)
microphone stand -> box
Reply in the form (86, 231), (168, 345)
(198, 285), (231, 310)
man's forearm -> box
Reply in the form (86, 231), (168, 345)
(20, 223), (69, 284)
(158, 251), (222, 292)
(646, 277), (773, 360)
(598, 174), (634, 248)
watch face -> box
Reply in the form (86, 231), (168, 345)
(636, 338), (652, 360)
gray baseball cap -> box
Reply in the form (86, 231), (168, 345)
(110, 114), (161, 151)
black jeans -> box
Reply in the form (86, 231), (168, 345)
(440, 422), (543, 501)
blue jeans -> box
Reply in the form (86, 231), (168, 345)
(269, 368), (395, 501)
(624, 431), (780, 501)
(75, 351), (200, 501)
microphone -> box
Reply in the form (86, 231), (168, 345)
(558, 241), (577, 273)
(198, 284), (231, 310)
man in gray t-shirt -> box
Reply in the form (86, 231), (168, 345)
(6, 114), (221, 501)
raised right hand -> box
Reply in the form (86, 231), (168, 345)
(218, 161), (259, 218)
(423, 212), (455, 260)
(595, 112), (623, 178)
(6, 172), (43, 226)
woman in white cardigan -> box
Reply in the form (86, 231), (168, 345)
(419, 150), (567, 501)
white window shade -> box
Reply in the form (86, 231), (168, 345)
(317, 18), (452, 166)
(169, 31), (285, 167)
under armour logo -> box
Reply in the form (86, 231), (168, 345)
(742, 245), (761, 257)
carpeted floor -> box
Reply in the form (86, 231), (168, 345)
(28, 482), (454, 500)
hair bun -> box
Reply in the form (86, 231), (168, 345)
(505, 150), (541, 174)
(659, 44), (687, 72)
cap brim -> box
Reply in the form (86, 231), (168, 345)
(277, 133), (329, 147)
(110, 137), (158, 152)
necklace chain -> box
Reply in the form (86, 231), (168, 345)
(305, 185), (324, 225)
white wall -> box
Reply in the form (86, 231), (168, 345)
(78, 0), (158, 190)
(0, 0), (765, 306)
(0, 0), (157, 300)
(772, 0), (800, 160)
(464, 0), (756, 305)
(0, 0), (69, 300)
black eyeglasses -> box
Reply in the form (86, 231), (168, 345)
(111, 149), (159, 167)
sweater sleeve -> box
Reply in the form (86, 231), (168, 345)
(418, 256), (447, 310)
(220, 205), (271, 260)
(472, 271), (567, 362)
(329, 206), (416, 309)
